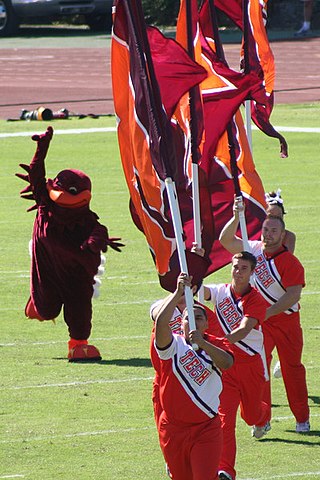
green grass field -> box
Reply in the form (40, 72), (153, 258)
(1, 103), (319, 479)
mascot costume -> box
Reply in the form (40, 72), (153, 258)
(16, 126), (124, 361)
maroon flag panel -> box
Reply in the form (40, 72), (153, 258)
(201, 0), (287, 157)
(202, 113), (267, 274)
(112, 0), (213, 292)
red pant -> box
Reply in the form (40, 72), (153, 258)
(218, 354), (268, 479)
(151, 375), (163, 429)
(262, 312), (309, 423)
(158, 412), (221, 480)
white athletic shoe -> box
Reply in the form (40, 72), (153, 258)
(294, 25), (310, 37)
(218, 471), (233, 480)
(296, 420), (310, 433)
(252, 421), (271, 439)
(273, 360), (282, 379)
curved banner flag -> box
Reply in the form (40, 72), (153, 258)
(214, 0), (274, 97)
(203, 0), (287, 157)
(187, 0), (267, 272)
(203, 110), (267, 273)
(111, 0), (213, 291)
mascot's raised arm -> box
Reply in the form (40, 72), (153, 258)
(16, 126), (124, 362)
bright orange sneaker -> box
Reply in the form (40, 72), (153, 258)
(68, 338), (88, 350)
(68, 344), (102, 362)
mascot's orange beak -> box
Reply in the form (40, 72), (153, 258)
(46, 182), (91, 208)
(46, 169), (92, 209)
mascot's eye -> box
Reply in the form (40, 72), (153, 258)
(68, 186), (78, 195)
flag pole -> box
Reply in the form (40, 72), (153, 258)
(124, 0), (197, 342)
(242, 0), (252, 154)
(185, 0), (202, 248)
(191, 165), (205, 303)
(228, 0), (249, 252)
(165, 177), (198, 349)
(227, 123), (250, 251)
(185, 0), (204, 302)
(244, 100), (252, 153)
(192, 163), (202, 247)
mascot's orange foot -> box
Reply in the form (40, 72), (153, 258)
(68, 344), (102, 362)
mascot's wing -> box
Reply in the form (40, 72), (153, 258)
(107, 237), (125, 253)
(81, 222), (125, 254)
(15, 163), (37, 212)
(15, 126), (54, 212)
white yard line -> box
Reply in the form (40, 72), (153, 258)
(5, 366), (320, 390)
(1, 415), (319, 480)
(1, 414), (319, 444)
(0, 335), (148, 347)
(2, 471), (320, 480)
(272, 413), (320, 421)
(0, 291), (318, 315)
(252, 125), (320, 133)
(0, 298), (154, 312)
(0, 127), (117, 138)
(0, 425), (154, 445)
(7, 376), (154, 390)
(3, 271), (160, 286)
(0, 125), (320, 140)
(242, 473), (320, 480)
(0, 476), (25, 479)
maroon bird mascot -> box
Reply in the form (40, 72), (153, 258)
(16, 126), (124, 361)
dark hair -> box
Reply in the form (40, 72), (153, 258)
(264, 215), (285, 231)
(182, 304), (208, 320)
(232, 251), (257, 270)
(266, 191), (286, 215)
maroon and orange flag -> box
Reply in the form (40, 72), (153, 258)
(202, 110), (267, 273)
(111, 0), (283, 289)
(172, 0), (267, 272)
(111, 0), (213, 291)
(213, 0), (287, 157)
